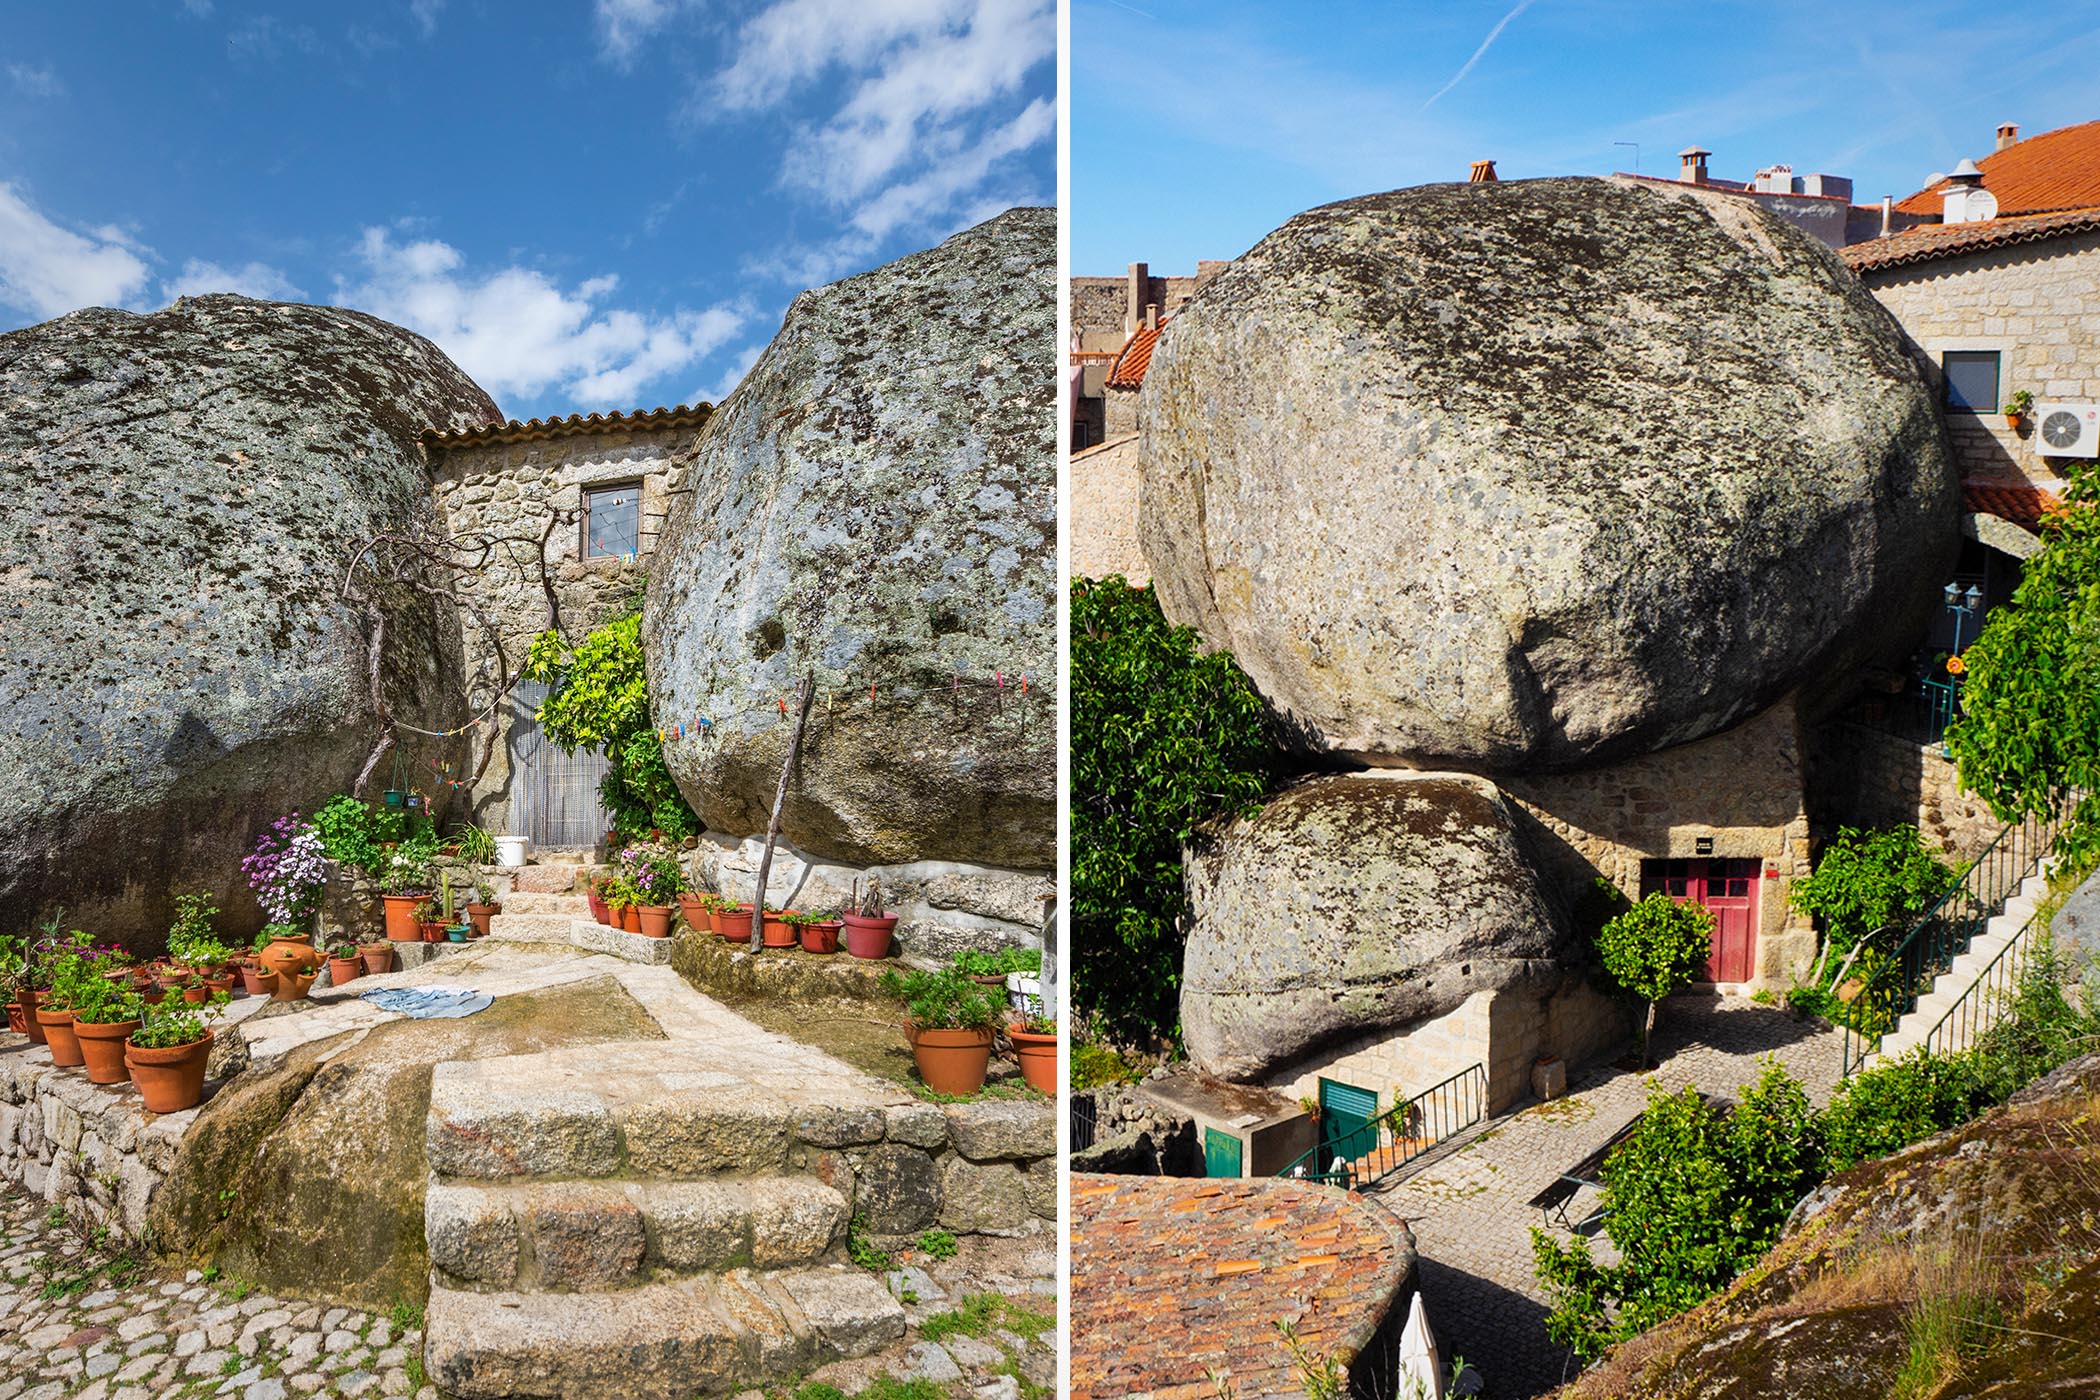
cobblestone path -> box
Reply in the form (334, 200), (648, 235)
(1370, 995), (1846, 1399)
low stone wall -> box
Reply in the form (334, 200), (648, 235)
(671, 927), (901, 1005)
(1808, 719), (2002, 864)
(1070, 1085), (1198, 1176)
(0, 1045), (192, 1241)
(816, 1099), (1056, 1244)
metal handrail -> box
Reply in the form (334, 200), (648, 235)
(1914, 907), (2043, 1061)
(1840, 807), (2056, 1076)
(1277, 1063), (1487, 1189)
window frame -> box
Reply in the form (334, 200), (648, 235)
(1941, 349), (2002, 415)
(580, 480), (645, 561)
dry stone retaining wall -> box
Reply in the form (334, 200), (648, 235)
(0, 1050), (190, 1242)
(1807, 719), (2003, 864)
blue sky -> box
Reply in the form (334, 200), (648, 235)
(0, 0), (1053, 419)
(1073, 0), (2100, 274)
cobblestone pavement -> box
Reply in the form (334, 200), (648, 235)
(1370, 995), (1846, 1400)
(0, 1187), (432, 1400)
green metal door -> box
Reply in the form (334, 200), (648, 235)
(1203, 1126), (1243, 1178)
(1318, 1078), (1378, 1173)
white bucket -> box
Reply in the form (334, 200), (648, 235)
(1006, 973), (1043, 1015)
(494, 835), (530, 867)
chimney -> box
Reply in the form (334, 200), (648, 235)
(1997, 122), (2020, 151)
(1144, 303), (1159, 332)
(1467, 158), (1498, 183)
(1942, 158), (1991, 224)
(1125, 262), (1148, 336)
(1679, 145), (1710, 185)
(1881, 193), (1892, 238)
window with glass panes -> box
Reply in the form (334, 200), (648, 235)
(1941, 350), (2000, 413)
(583, 483), (641, 559)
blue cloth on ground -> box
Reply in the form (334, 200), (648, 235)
(359, 987), (493, 1019)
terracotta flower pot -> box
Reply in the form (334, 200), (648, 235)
(5, 1002), (24, 1035)
(904, 1022), (994, 1097)
(270, 968), (318, 1002)
(242, 965), (278, 997)
(125, 1029), (213, 1113)
(359, 946), (394, 976)
(16, 989), (43, 1044)
(636, 905), (673, 938)
(180, 984), (209, 1005)
(800, 920), (842, 955)
(259, 933), (320, 981)
(73, 1018), (142, 1085)
(843, 913), (898, 960)
(589, 890), (611, 926)
(421, 921), (445, 944)
(761, 910), (799, 948)
(1008, 1025), (1057, 1095)
(36, 1006), (83, 1067)
(716, 907), (754, 943)
(327, 955), (361, 986)
(620, 906), (642, 934)
(465, 902), (500, 937)
(382, 893), (423, 942)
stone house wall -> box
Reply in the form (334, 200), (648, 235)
(428, 418), (705, 843)
(1502, 695), (1818, 990)
(1070, 434), (1145, 584)
(1858, 231), (2100, 489)
(1807, 719), (2003, 865)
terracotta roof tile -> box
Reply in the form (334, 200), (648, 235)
(1963, 482), (2064, 533)
(1070, 1173), (1415, 1400)
(1840, 205), (2100, 273)
(1106, 323), (1163, 390)
(421, 402), (712, 449)
(1895, 120), (2100, 217)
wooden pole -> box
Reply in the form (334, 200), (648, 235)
(750, 674), (814, 952)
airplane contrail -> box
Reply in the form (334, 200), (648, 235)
(1422, 0), (1539, 110)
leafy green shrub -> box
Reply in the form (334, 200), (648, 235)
(1790, 825), (1957, 973)
(1946, 463), (2100, 867)
(1821, 1049), (1986, 1172)
(1533, 1063), (1823, 1360)
(314, 795), (383, 873)
(1072, 1039), (1140, 1090)
(130, 997), (218, 1049)
(878, 967), (1005, 1032)
(1966, 937), (2100, 1101)
(952, 946), (1041, 977)
(1071, 577), (1281, 1040)
(524, 611), (699, 843)
(1595, 893), (1714, 1063)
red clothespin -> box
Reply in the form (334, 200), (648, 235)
(1019, 673), (1028, 695)
(778, 696), (788, 716)
(869, 683), (876, 703)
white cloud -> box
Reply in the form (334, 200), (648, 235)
(228, 16), (319, 61)
(0, 183), (153, 320)
(180, 0), (214, 15)
(595, 0), (685, 65)
(161, 258), (303, 302)
(334, 226), (749, 408)
(410, 0), (445, 38)
(7, 64), (64, 99)
(698, 339), (766, 404)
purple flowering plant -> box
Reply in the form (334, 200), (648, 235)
(242, 813), (330, 926)
(616, 843), (684, 907)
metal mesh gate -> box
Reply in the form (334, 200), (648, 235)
(508, 681), (613, 850)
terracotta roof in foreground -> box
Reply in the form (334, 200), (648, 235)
(1842, 205), (2100, 273)
(1964, 481), (2065, 533)
(421, 403), (712, 449)
(1895, 120), (2100, 217)
(1071, 1173), (1414, 1400)
(1105, 323), (1163, 390)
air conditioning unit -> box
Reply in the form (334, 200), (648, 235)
(2035, 402), (2100, 457)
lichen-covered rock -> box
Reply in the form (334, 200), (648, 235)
(1180, 772), (1573, 1080)
(1140, 177), (1956, 771)
(0, 295), (497, 947)
(645, 208), (1055, 873)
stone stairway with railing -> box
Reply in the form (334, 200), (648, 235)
(1863, 860), (2054, 1069)
(418, 974), (915, 1399)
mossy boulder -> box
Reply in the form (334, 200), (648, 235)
(1179, 771), (1574, 1079)
(0, 295), (498, 949)
(644, 208), (1055, 873)
(1139, 177), (1956, 772)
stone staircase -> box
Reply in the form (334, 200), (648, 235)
(419, 1021), (910, 1399)
(1865, 863), (2053, 1069)
(483, 888), (675, 966)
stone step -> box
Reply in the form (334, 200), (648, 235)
(424, 1265), (905, 1400)
(498, 891), (594, 915)
(482, 915), (674, 966)
(427, 1176), (847, 1289)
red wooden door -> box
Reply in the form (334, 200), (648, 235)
(1641, 859), (1761, 983)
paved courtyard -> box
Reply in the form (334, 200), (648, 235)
(1368, 995), (1845, 1399)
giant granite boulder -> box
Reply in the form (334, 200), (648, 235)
(1140, 177), (1956, 772)
(645, 208), (1055, 877)
(1180, 771), (1574, 1079)
(0, 295), (495, 947)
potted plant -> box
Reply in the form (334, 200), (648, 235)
(715, 900), (754, 942)
(326, 942), (361, 986)
(618, 844), (681, 938)
(448, 822), (499, 866)
(843, 879), (898, 960)
(0, 930), (37, 1041)
(412, 897), (443, 942)
(587, 878), (612, 927)
(1007, 1011), (1057, 1095)
(239, 933), (277, 997)
(35, 933), (101, 1068)
(880, 967), (1002, 1097)
(359, 942), (394, 975)
(243, 814), (329, 939)
(379, 850), (433, 942)
(255, 922), (321, 1002)
(759, 905), (800, 949)
(125, 998), (219, 1113)
(602, 874), (642, 934)
(953, 947), (1012, 990)
(71, 976), (146, 1086)
(464, 881), (503, 937)
(790, 908), (843, 955)
(2003, 388), (2034, 429)
(676, 885), (710, 932)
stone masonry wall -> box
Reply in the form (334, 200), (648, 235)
(1807, 719), (2002, 865)
(430, 421), (702, 842)
(0, 1049), (191, 1242)
(1070, 435), (1145, 584)
(1860, 232), (2100, 489)
(1503, 696), (1818, 989)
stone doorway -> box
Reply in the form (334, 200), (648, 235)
(508, 680), (612, 850)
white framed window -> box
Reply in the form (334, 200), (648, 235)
(1942, 350), (2001, 413)
(583, 482), (642, 559)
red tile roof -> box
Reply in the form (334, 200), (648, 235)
(1105, 323), (1163, 390)
(1071, 1173), (1415, 1400)
(1963, 482), (2064, 533)
(1839, 204), (2100, 273)
(421, 403), (712, 449)
(1895, 121), (2100, 217)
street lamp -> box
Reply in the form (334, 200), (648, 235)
(1944, 580), (1983, 654)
